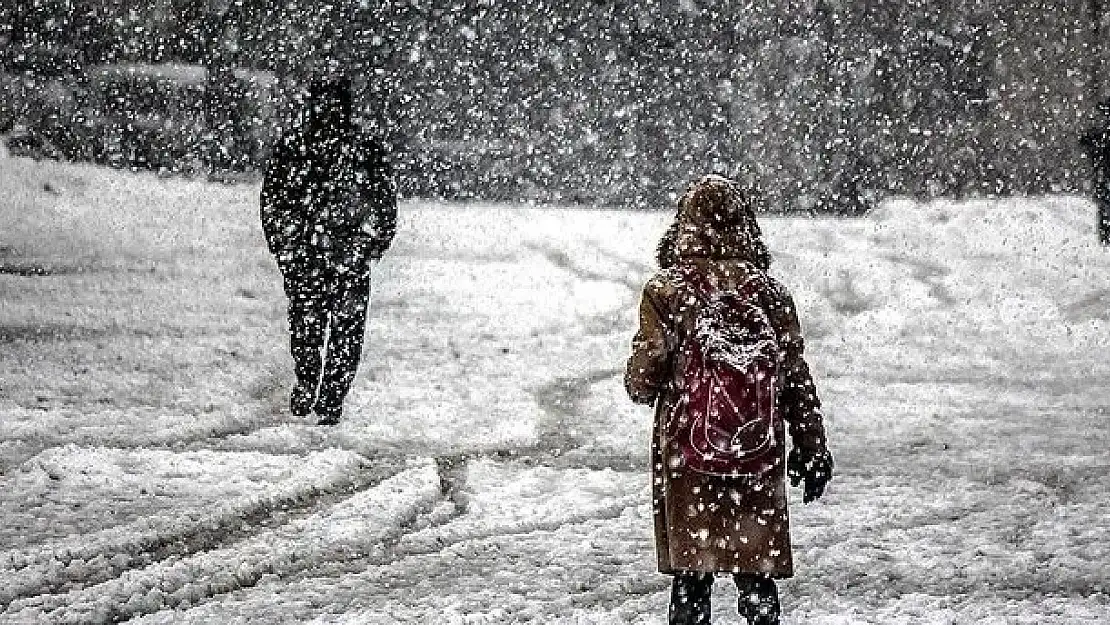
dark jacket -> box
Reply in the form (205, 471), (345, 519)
(260, 126), (397, 277)
(1081, 128), (1110, 172)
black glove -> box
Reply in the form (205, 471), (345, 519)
(787, 446), (833, 503)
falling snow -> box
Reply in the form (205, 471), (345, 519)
(2, 2), (1110, 623)
(2, 152), (1109, 622)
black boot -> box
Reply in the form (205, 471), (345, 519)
(314, 403), (342, 426)
(669, 572), (713, 625)
(735, 574), (780, 625)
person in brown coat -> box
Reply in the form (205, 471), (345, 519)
(625, 174), (833, 625)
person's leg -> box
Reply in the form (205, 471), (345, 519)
(1098, 196), (1110, 245)
(315, 271), (370, 423)
(669, 572), (713, 625)
(734, 574), (780, 625)
(284, 268), (327, 415)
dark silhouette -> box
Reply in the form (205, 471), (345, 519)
(260, 77), (397, 425)
(626, 175), (832, 625)
(1080, 100), (1110, 245)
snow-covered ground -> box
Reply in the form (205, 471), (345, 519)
(1, 151), (1108, 624)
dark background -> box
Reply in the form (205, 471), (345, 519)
(1, 0), (1106, 210)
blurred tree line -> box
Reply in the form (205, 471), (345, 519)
(0, 0), (1104, 210)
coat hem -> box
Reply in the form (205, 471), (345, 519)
(658, 566), (795, 580)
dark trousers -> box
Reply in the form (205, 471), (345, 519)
(670, 572), (780, 625)
(1097, 197), (1110, 245)
(281, 264), (370, 413)
(1092, 170), (1110, 245)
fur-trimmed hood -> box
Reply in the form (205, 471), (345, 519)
(656, 174), (770, 270)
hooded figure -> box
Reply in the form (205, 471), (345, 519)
(625, 175), (832, 625)
(261, 77), (397, 425)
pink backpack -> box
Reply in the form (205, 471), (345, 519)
(668, 267), (784, 478)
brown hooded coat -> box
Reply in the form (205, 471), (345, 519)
(625, 176), (828, 577)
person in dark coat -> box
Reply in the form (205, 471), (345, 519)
(260, 77), (397, 425)
(1080, 99), (1110, 245)
(626, 175), (833, 625)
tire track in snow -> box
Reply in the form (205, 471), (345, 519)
(244, 449), (644, 588)
(523, 240), (648, 297)
(180, 491), (648, 618)
(118, 491), (651, 624)
(392, 493), (643, 561)
(523, 240), (647, 341)
(879, 252), (958, 305)
(2, 446), (487, 621)
(230, 361), (653, 610)
(1063, 288), (1110, 322)
(525, 243), (643, 294)
(531, 368), (649, 471)
(2, 461), (441, 624)
(524, 240), (647, 466)
(406, 367), (640, 471)
(0, 451), (404, 611)
(2, 235), (651, 621)
(0, 403), (292, 469)
(533, 368), (622, 455)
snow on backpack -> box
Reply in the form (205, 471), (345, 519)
(668, 266), (784, 478)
